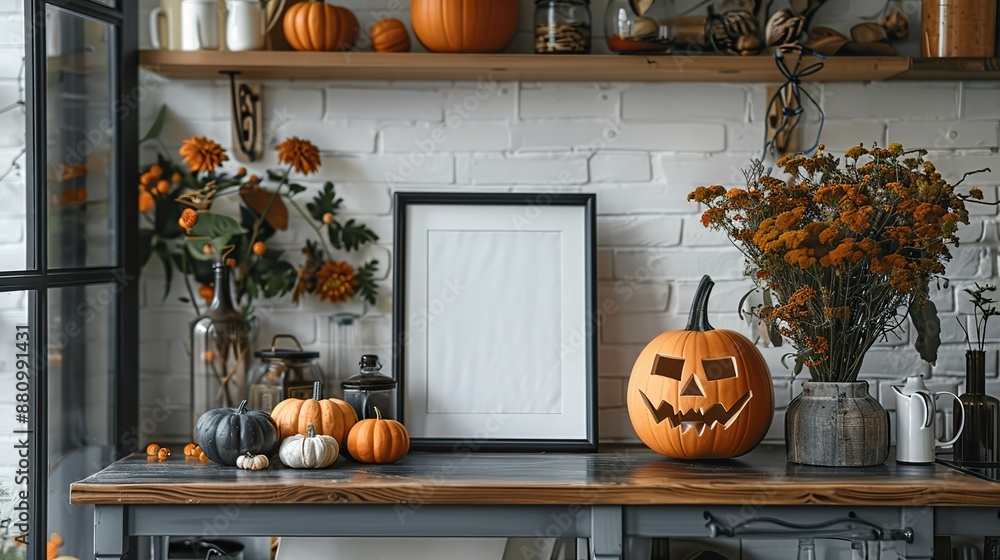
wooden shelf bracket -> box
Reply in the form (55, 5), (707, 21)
(222, 70), (264, 163)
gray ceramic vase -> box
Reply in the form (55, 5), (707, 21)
(786, 381), (890, 467)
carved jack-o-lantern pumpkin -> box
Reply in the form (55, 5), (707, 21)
(627, 275), (773, 459)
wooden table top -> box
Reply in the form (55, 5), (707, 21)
(70, 445), (1000, 507)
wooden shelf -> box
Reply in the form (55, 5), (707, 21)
(139, 50), (1000, 83)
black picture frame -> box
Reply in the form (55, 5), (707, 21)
(393, 192), (598, 452)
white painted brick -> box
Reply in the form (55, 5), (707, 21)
(598, 378), (624, 408)
(445, 81), (517, 120)
(325, 88), (442, 121)
(599, 407), (638, 440)
(594, 184), (693, 215)
(460, 154), (587, 185)
(615, 122), (726, 152)
(964, 85), (1000, 119)
(945, 246), (991, 280)
(602, 313), (687, 344)
(824, 83), (959, 120)
(682, 217), (731, 246)
(859, 349), (932, 378)
(598, 282), (670, 313)
(597, 248), (613, 280)
(520, 86), (618, 119)
(935, 156), (1000, 186)
(887, 121), (999, 149)
(614, 248), (745, 281)
(658, 153), (756, 186)
(272, 121), (378, 153)
(382, 122), (511, 152)
(589, 153), (650, 183)
(623, 84), (745, 121)
(314, 154), (453, 184)
(516, 120), (619, 151)
(268, 87), (325, 122)
(802, 120), (887, 151)
(597, 216), (681, 247)
(598, 344), (643, 376)
(673, 279), (755, 315)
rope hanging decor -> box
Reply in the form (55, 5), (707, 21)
(761, 45), (826, 166)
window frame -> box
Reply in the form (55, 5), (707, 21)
(11, 1), (139, 559)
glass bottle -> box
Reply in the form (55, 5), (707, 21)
(249, 334), (324, 413)
(605, 0), (675, 54)
(953, 350), (1000, 462)
(342, 354), (397, 420)
(190, 261), (252, 436)
(328, 312), (361, 399)
(535, 0), (592, 54)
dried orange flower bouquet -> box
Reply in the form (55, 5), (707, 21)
(689, 143), (979, 382)
(138, 112), (379, 315)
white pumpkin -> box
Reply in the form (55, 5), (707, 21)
(279, 423), (340, 469)
(236, 453), (269, 471)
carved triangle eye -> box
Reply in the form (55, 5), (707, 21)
(651, 355), (685, 380)
(702, 357), (738, 381)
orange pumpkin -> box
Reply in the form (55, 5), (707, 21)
(270, 382), (358, 447)
(627, 275), (773, 459)
(411, 0), (519, 53)
(371, 18), (411, 52)
(346, 407), (409, 464)
(283, 1), (359, 51)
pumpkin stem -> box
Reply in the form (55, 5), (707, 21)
(685, 275), (715, 332)
(312, 381), (321, 401)
(307, 424), (316, 438)
(373, 406), (382, 421)
(236, 400), (249, 415)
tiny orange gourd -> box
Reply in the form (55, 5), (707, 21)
(627, 275), (774, 459)
(411, 0), (519, 53)
(270, 382), (358, 447)
(346, 407), (409, 464)
(283, 1), (359, 51)
(370, 18), (411, 53)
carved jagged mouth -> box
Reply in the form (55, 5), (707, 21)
(638, 390), (753, 435)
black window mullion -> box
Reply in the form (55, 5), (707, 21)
(46, 0), (122, 24)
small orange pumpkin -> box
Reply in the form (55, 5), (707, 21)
(371, 18), (411, 53)
(283, 1), (359, 51)
(270, 382), (358, 447)
(627, 275), (774, 459)
(346, 407), (409, 464)
(411, 0), (519, 53)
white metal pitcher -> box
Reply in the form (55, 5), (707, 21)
(892, 375), (964, 464)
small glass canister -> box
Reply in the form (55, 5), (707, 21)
(249, 335), (324, 413)
(342, 354), (397, 420)
(535, 0), (592, 54)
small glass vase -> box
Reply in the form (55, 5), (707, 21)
(190, 262), (253, 437)
(605, 0), (675, 54)
(953, 350), (1000, 463)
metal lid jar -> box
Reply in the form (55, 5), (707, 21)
(248, 335), (324, 413)
(342, 354), (397, 420)
(535, 0), (592, 54)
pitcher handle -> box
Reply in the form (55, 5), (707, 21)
(150, 7), (165, 50)
(915, 390), (934, 428)
(935, 391), (965, 447)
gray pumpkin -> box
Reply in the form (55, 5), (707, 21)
(196, 400), (281, 466)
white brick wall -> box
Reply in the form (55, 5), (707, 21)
(131, 0), (1000, 555)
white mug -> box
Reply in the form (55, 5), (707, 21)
(181, 0), (221, 51)
(893, 375), (965, 464)
(225, 0), (265, 52)
(150, 0), (184, 50)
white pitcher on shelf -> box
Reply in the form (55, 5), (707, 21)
(225, 0), (285, 52)
(181, 0), (221, 51)
(892, 375), (965, 464)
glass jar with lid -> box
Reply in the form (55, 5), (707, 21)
(342, 354), (397, 420)
(535, 0), (592, 54)
(248, 335), (324, 413)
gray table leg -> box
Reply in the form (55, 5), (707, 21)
(591, 506), (623, 560)
(151, 535), (169, 560)
(902, 507), (934, 560)
(94, 505), (129, 560)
